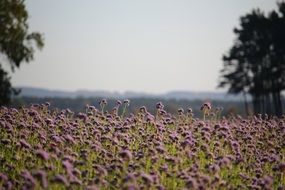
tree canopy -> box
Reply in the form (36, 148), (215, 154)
(0, 0), (44, 105)
(219, 2), (285, 116)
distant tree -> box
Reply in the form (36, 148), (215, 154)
(0, 0), (44, 105)
(219, 2), (285, 116)
(0, 65), (17, 105)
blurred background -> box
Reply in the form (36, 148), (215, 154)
(1, 0), (284, 117)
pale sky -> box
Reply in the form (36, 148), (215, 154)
(5, 0), (278, 93)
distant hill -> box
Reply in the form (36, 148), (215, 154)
(162, 91), (246, 101)
(15, 86), (247, 101)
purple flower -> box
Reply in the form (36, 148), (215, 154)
(19, 139), (32, 149)
(33, 170), (48, 188)
(116, 100), (122, 106)
(62, 160), (73, 171)
(123, 99), (130, 106)
(178, 108), (184, 114)
(159, 164), (168, 172)
(77, 112), (88, 121)
(140, 173), (154, 185)
(139, 106), (147, 113)
(85, 186), (99, 190)
(1, 139), (11, 145)
(45, 102), (51, 107)
(0, 173), (8, 182)
(45, 118), (54, 125)
(119, 149), (133, 161)
(93, 164), (107, 177)
(156, 145), (165, 154)
(185, 177), (198, 189)
(21, 170), (36, 187)
(99, 99), (107, 105)
(156, 185), (165, 190)
(51, 135), (62, 143)
(206, 164), (220, 174)
(123, 173), (136, 183)
(278, 163), (285, 173)
(187, 107), (193, 113)
(52, 174), (69, 186)
(69, 174), (82, 185)
(64, 134), (75, 144)
(35, 149), (50, 161)
(156, 102), (164, 109)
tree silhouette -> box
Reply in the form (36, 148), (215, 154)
(0, 0), (44, 105)
(219, 3), (285, 116)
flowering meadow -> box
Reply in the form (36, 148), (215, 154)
(0, 100), (285, 190)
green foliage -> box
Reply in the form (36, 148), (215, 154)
(0, 0), (44, 105)
(219, 2), (285, 116)
(0, 65), (19, 105)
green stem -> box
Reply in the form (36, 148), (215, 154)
(101, 105), (105, 115)
(121, 105), (127, 119)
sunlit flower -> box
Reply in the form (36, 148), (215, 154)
(35, 149), (50, 161)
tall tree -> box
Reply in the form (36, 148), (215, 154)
(219, 3), (285, 116)
(0, 0), (44, 105)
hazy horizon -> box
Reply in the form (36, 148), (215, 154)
(17, 85), (232, 94)
(4, 0), (278, 93)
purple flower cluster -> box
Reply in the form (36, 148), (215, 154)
(0, 102), (285, 189)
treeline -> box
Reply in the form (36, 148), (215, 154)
(220, 2), (285, 116)
(11, 96), (251, 118)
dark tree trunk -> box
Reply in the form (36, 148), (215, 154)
(276, 91), (283, 117)
(265, 93), (272, 115)
(272, 92), (278, 116)
(261, 94), (265, 114)
(252, 96), (257, 114)
(253, 95), (262, 114)
(243, 91), (249, 116)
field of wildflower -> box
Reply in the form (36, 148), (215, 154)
(0, 100), (285, 190)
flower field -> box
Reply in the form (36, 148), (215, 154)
(0, 101), (285, 190)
